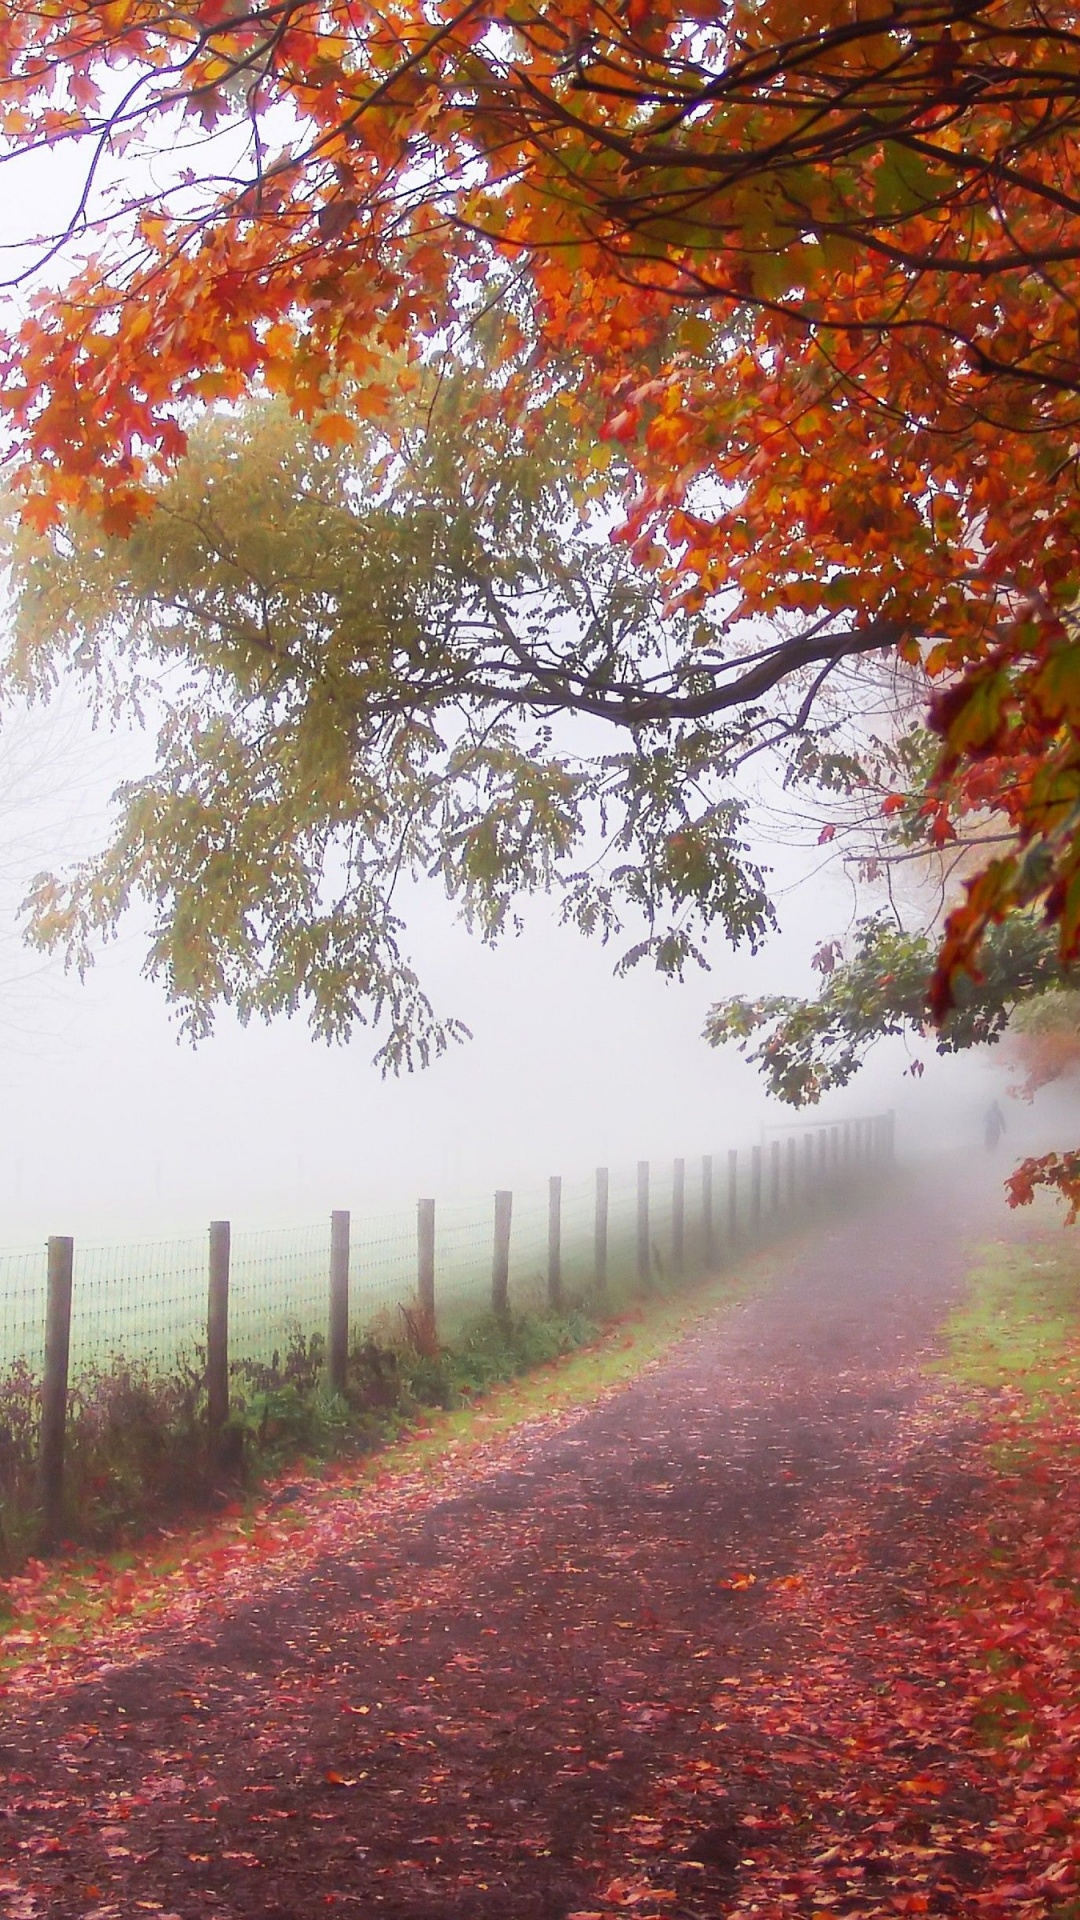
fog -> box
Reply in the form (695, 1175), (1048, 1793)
(0, 691), (1051, 1252)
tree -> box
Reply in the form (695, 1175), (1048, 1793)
(4, 366), (796, 1061)
(5, 4), (1080, 1077)
(3, 3), (1080, 998)
(1005, 991), (1080, 1102)
(704, 912), (1070, 1108)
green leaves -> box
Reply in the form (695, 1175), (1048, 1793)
(705, 914), (1074, 1105)
(4, 359), (777, 1061)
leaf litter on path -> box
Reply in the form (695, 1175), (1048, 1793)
(1, 1179), (1076, 1919)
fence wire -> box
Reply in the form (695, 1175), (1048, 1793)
(0, 1247), (48, 1378)
(0, 1121), (894, 1384)
(230, 1222), (331, 1368)
(349, 1212), (417, 1345)
(70, 1237), (208, 1374)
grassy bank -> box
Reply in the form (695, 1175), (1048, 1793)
(938, 1232), (1080, 1405)
(930, 1229), (1080, 1772)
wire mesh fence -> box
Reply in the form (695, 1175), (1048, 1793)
(1, 1112), (896, 1389)
(0, 1247), (48, 1378)
(68, 1236), (208, 1375)
(0, 1113), (896, 1549)
(230, 1222), (332, 1369)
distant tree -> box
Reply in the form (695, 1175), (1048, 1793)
(1000, 992), (1080, 1108)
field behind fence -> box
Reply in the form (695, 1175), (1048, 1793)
(1, 1112), (894, 1544)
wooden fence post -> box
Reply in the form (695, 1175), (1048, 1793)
(751, 1145), (762, 1237)
(39, 1235), (73, 1547)
(637, 1160), (650, 1287)
(818, 1129), (828, 1187)
(803, 1132), (814, 1201)
(831, 1126), (840, 1179)
(207, 1219), (231, 1445)
(492, 1190), (512, 1319)
(787, 1135), (797, 1209)
(701, 1154), (714, 1267)
(548, 1175), (563, 1310)
(417, 1198), (436, 1339)
(728, 1148), (739, 1245)
(672, 1158), (685, 1277)
(770, 1138), (781, 1216)
(329, 1209), (350, 1395)
(594, 1167), (609, 1295)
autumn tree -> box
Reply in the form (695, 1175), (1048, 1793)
(5, 4), (1080, 1161)
(4, 5), (1080, 733)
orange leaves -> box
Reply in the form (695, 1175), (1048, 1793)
(927, 859), (1012, 1019)
(5, 0), (1080, 1040)
(600, 1878), (678, 1908)
(1005, 1024), (1080, 1102)
(311, 411), (358, 448)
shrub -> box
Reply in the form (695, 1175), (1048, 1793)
(447, 1307), (599, 1396)
(0, 1303), (601, 1570)
(63, 1353), (206, 1539)
(0, 1360), (41, 1565)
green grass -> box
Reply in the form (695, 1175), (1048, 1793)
(937, 1237), (1080, 1405)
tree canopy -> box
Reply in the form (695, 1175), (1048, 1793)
(6, 2), (1080, 1193)
(4, 368), (799, 1061)
(3, 1), (1080, 1012)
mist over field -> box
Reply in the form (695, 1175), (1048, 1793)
(0, 696), (1051, 1250)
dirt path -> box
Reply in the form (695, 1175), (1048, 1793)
(0, 1167), (1019, 1920)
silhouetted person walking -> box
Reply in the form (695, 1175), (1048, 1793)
(984, 1099), (1006, 1152)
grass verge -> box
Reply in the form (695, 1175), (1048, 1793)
(937, 1233), (1080, 1405)
(932, 1230), (1080, 1760)
(0, 1248), (774, 1667)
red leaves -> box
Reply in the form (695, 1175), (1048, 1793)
(604, 408), (641, 445)
(1006, 1150), (1080, 1220)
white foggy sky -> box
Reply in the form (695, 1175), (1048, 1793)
(0, 131), (1035, 1249)
(0, 693), (1019, 1248)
